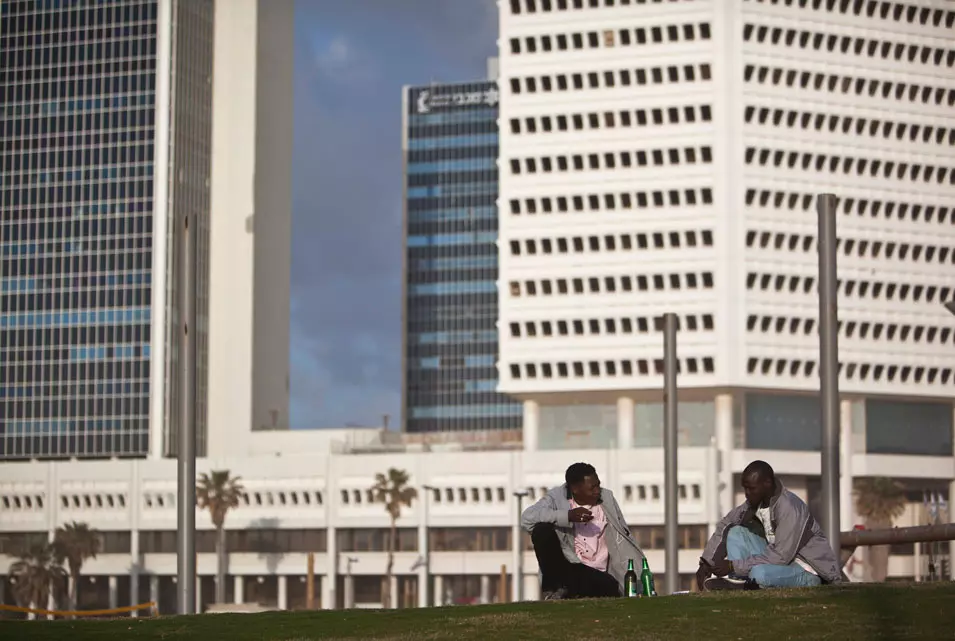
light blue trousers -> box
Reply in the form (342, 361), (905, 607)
(726, 526), (822, 588)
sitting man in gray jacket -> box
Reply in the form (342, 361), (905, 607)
(697, 460), (843, 591)
(521, 462), (645, 600)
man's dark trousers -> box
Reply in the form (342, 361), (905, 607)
(531, 523), (621, 598)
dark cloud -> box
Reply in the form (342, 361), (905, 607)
(289, 1), (497, 427)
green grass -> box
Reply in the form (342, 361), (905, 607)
(2, 583), (953, 641)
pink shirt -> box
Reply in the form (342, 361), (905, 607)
(570, 498), (609, 572)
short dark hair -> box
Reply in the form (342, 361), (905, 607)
(565, 462), (596, 486)
(743, 460), (775, 482)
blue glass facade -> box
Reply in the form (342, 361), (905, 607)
(0, 0), (214, 460)
(402, 81), (521, 433)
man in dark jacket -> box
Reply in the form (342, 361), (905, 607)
(697, 460), (843, 590)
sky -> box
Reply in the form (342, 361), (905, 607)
(289, 1), (498, 429)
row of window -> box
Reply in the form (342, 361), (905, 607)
(508, 22), (710, 55)
(747, 229), (955, 266)
(509, 229), (713, 256)
(743, 22), (955, 68)
(747, 314), (954, 345)
(509, 146), (713, 175)
(747, 272), (951, 305)
(744, 105), (955, 146)
(744, 0), (955, 29)
(508, 0), (691, 14)
(509, 314), (715, 338)
(744, 63), (955, 108)
(745, 146), (955, 186)
(509, 104), (711, 134)
(508, 187), (714, 215)
(508, 356), (716, 380)
(745, 187), (954, 226)
(509, 271), (714, 297)
(509, 62), (712, 94)
(745, 356), (953, 386)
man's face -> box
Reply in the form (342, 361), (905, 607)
(742, 472), (774, 508)
(571, 474), (601, 505)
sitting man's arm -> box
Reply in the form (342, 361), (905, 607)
(520, 492), (567, 532)
(697, 504), (747, 588)
(730, 498), (810, 577)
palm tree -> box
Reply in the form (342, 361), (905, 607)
(371, 468), (417, 609)
(197, 470), (244, 604)
(9, 544), (67, 617)
(854, 477), (907, 582)
(52, 521), (101, 611)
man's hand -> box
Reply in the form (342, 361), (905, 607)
(695, 561), (711, 591)
(711, 557), (734, 577)
(568, 507), (593, 523)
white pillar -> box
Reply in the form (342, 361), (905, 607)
(706, 439), (720, 535)
(525, 573), (540, 601)
(417, 491), (429, 608)
(840, 399), (854, 532)
(479, 575), (490, 604)
(433, 575), (443, 606)
(149, 576), (159, 613)
(714, 394), (734, 515)
(523, 400), (539, 451)
(108, 575), (118, 610)
(277, 576), (287, 611)
(129, 531), (140, 617)
(343, 574), (354, 609)
(914, 537), (922, 582)
(389, 575), (398, 609)
(616, 397), (634, 450)
(234, 576), (244, 604)
(324, 528), (337, 609)
(196, 575), (202, 612)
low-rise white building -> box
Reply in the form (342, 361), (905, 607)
(1, 426), (952, 613)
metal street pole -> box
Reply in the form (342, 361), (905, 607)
(176, 208), (198, 614)
(513, 490), (528, 601)
(662, 313), (679, 596)
(817, 193), (841, 556)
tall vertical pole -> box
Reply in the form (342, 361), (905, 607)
(817, 193), (841, 555)
(176, 207), (198, 614)
(663, 313), (679, 595)
(306, 552), (315, 609)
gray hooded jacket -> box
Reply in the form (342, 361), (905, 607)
(700, 479), (843, 584)
(521, 485), (645, 592)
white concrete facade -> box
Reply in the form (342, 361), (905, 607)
(206, 0), (294, 458)
(497, 0), (955, 401)
(1, 429), (952, 611)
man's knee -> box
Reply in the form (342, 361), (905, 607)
(726, 525), (747, 544)
(749, 564), (770, 586)
(530, 522), (556, 544)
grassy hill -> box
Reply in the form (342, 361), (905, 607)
(2, 582), (952, 640)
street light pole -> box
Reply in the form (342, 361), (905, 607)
(176, 205), (198, 614)
(513, 490), (528, 602)
(662, 313), (679, 596)
(816, 193), (841, 555)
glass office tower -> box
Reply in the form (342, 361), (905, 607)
(401, 78), (521, 433)
(0, 0), (212, 459)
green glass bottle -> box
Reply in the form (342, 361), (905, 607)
(640, 557), (657, 597)
(624, 558), (639, 597)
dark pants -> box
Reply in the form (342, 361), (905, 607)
(531, 523), (621, 598)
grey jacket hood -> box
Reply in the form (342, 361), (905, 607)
(701, 479), (843, 584)
(521, 485), (646, 592)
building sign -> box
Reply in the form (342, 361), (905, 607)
(414, 85), (499, 114)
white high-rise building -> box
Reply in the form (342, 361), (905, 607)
(498, 0), (955, 507)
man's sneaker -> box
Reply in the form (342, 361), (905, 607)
(703, 576), (759, 592)
(542, 587), (569, 601)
